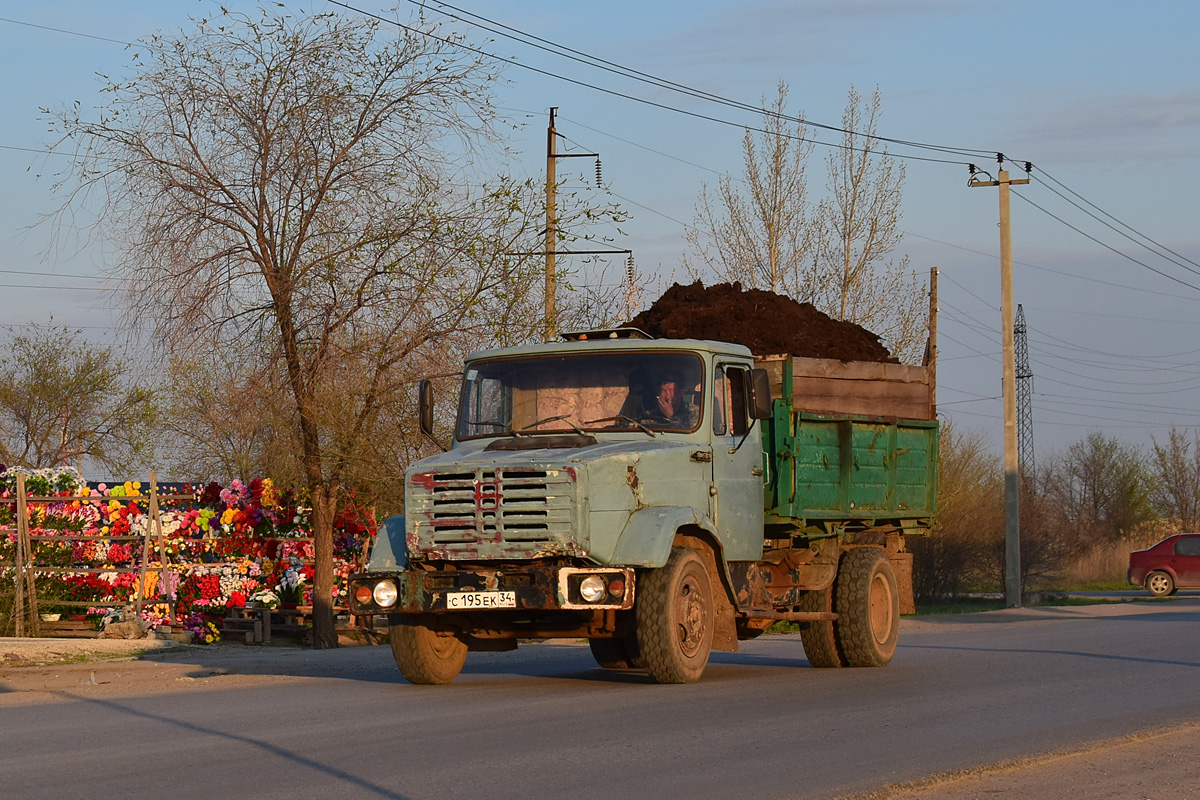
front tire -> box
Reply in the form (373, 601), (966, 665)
(389, 615), (468, 685)
(835, 548), (900, 667)
(636, 547), (714, 683)
(1146, 570), (1175, 597)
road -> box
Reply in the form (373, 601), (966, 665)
(1, 598), (1198, 800)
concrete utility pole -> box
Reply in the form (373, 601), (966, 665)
(545, 107), (558, 342)
(543, 108), (609, 341)
(970, 160), (1030, 608)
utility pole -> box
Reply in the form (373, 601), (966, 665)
(924, 266), (938, 416)
(544, 108), (606, 341)
(545, 108), (558, 342)
(970, 157), (1030, 608)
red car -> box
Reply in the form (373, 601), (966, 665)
(1128, 533), (1200, 596)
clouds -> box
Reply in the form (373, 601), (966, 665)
(644, 0), (970, 72)
(1013, 89), (1200, 164)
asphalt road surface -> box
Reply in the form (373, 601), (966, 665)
(1, 598), (1198, 800)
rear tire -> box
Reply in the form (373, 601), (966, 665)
(389, 615), (468, 685)
(835, 548), (900, 668)
(636, 547), (713, 684)
(1146, 570), (1175, 597)
(798, 585), (845, 668)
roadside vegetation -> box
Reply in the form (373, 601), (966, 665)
(911, 422), (1196, 603)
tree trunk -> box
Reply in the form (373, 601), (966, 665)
(310, 485), (339, 649)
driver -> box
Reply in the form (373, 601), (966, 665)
(643, 369), (698, 429)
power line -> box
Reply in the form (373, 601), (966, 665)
(0, 15), (133, 46)
(409, 2), (1200, 289)
(327, 0), (971, 167)
(7, 8), (1195, 296)
(1034, 178), (1200, 278)
(392, 0), (996, 161)
(1013, 191), (1200, 293)
(1033, 165), (1200, 272)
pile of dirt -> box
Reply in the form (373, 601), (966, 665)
(626, 281), (896, 363)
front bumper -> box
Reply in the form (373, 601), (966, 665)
(349, 564), (636, 616)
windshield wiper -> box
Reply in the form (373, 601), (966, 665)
(520, 414), (587, 436)
(584, 415), (658, 438)
(465, 418), (520, 437)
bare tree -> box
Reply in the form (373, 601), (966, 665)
(685, 82), (816, 295)
(46, 7), (553, 646)
(811, 86), (926, 362)
(1150, 427), (1200, 530)
(0, 325), (156, 474)
(685, 83), (927, 362)
(159, 348), (300, 486)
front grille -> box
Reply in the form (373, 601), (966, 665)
(410, 467), (576, 546)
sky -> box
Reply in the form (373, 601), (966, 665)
(1, 0), (1199, 465)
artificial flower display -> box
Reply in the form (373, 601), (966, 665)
(1, 466), (376, 636)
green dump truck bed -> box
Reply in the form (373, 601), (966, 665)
(757, 354), (938, 526)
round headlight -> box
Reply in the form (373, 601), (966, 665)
(353, 584), (373, 606)
(579, 575), (607, 603)
(373, 579), (398, 608)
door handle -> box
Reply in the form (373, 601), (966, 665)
(750, 467), (763, 477)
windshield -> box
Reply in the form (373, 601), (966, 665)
(457, 351), (705, 440)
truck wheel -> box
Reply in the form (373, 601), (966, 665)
(798, 586), (845, 668)
(389, 615), (468, 685)
(835, 548), (900, 667)
(588, 634), (643, 669)
(636, 547), (713, 683)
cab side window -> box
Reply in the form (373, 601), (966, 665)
(712, 366), (727, 435)
(713, 364), (749, 437)
(727, 366), (749, 437)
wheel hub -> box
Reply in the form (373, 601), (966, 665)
(869, 572), (895, 646)
(676, 577), (706, 657)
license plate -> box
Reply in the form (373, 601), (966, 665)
(446, 591), (517, 609)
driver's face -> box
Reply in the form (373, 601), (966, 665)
(658, 381), (678, 411)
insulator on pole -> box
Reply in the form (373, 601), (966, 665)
(595, 158), (602, 187)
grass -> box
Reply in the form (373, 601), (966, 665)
(908, 597), (1006, 616)
(1055, 579), (1135, 592)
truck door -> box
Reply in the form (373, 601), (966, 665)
(711, 363), (766, 561)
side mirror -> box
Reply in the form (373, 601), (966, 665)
(748, 369), (773, 420)
(418, 379), (434, 437)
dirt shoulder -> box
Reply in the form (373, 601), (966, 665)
(845, 722), (1200, 800)
(0, 637), (359, 705)
(0, 636), (187, 668)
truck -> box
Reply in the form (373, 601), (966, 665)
(348, 328), (938, 684)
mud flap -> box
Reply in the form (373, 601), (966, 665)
(890, 550), (915, 615)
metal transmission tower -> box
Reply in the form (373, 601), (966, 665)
(1014, 304), (1035, 478)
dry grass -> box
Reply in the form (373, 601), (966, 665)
(1062, 525), (1175, 586)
